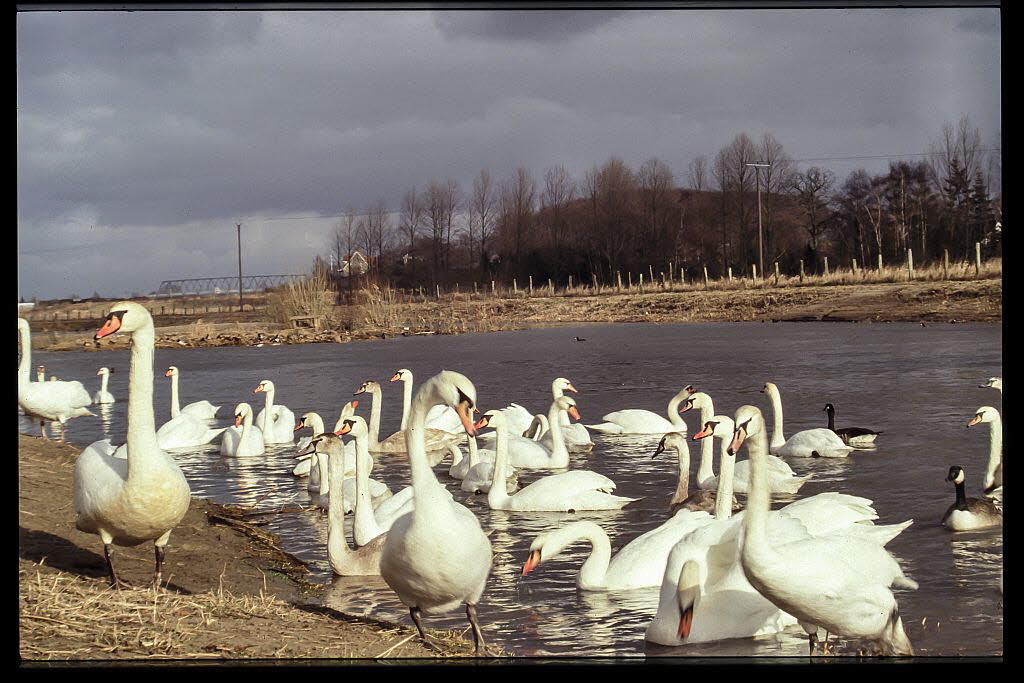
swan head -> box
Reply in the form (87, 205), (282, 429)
(554, 396), (581, 421)
(680, 391), (711, 414)
(253, 379), (275, 394)
(684, 384), (699, 396)
(760, 382), (778, 396)
(676, 560), (702, 639)
(353, 380), (380, 396)
(427, 370), (478, 436)
(475, 409), (504, 432)
(653, 432), (687, 458)
(295, 412), (321, 433)
(946, 465), (966, 485)
(523, 523), (591, 575)
(95, 301), (152, 339)
(967, 406), (999, 427)
(97, 367), (111, 377)
(232, 402), (254, 427)
(728, 405), (765, 455)
(693, 415), (735, 441)
(18, 318), (30, 333)
(390, 368), (412, 383)
(341, 399), (359, 418)
(165, 366), (179, 378)
(335, 415), (369, 439)
(305, 431), (345, 457)
(980, 377), (1002, 390)
(553, 377), (578, 393)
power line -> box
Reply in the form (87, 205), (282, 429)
(791, 148), (1001, 164)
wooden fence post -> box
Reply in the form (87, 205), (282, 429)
(774, 262), (780, 285)
(728, 267), (733, 282)
(852, 258), (858, 275)
(877, 254), (883, 272)
(435, 284), (440, 299)
(639, 273), (644, 293)
(660, 271), (666, 290)
(703, 266), (709, 289)
(752, 263), (758, 282)
(568, 275), (573, 291)
(975, 242), (982, 275)
(513, 278), (518, 294)
(907, 248), (914, 280)
(824, 257), (830, 277)
(628, 272), (633, 289)
(799, 260), (804, 282)
(547, 278), (553, 295)
(943, 249), (949, 279)
(529, 275), (533, 295)
(592, 273), (598, 291)
(649, 265), (654, 283)
(669, 261), (674, 281)
(616, 272), (622, 292)
(491, 280), (496, 296)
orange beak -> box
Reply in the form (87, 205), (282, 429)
(293, 420), (305, 432)
(566, 383), (579, 393)
(568, 406), (581, 421)
(336, 422), (353, 436)
(967, 415), (982, 427)
(677, 606), (694, 639)
(522, 550), (541, 576)
(390, 372), (402, 382)
(164, 369), (173, 378)
(253, 385), (264, 394)
(457, 401), (478, 437)
(692, 426), (713, 440)
(473, 415), (490, 430)
(350, 400), (359, 409)
(727, 426), (747, 456)
(94, 316), (121, 340)
(234, 414), (243, 428)
(680, 402), (693, 414)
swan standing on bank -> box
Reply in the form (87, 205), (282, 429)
(967, 406), (1002, 497)
(479, 408), (638, 512)
(220, 403), (266, 457)
(93, 367), (116, 404)
(73, 302), (191, 588)
(378, 371), (493, 654)
(254, 380), (295, 445)
(164, 366), (219, 420)
(18, 317), (94, 442)
(823, 403), (882, 448)
(761, 382), (853, 458)
(354, 380), (460, 455)
(731, 404), (917, 656)
(942, 465), (1002, 531)
(584, 386), (690, 435)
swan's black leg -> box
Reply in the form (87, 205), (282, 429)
(466, 603), (488, 655)
(104, 544), (120, 588)
(409, 606), (427, 639)
(153, 545), (166, 589)
(808, 633), (818, 657)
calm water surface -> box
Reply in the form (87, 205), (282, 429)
(23, 322), (1002, 657)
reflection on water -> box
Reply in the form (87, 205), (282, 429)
(21, 322), (1001, 657)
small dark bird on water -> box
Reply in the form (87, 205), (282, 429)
(574, 336), (587, 342)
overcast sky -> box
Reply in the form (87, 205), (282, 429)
(17, 7), (1000, 300)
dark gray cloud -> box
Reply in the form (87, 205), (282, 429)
(16, 8), (1000, 299)
(433, 10), (627, 43)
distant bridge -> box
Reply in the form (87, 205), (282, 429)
(155, 274), (306, 297)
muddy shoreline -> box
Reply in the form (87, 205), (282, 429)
(23, 279), (1002, 354)
(17, 435), (496, 661)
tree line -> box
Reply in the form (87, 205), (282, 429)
(321, 114), (1000, 291)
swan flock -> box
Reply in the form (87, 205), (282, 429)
(17, 304), (1001, 657)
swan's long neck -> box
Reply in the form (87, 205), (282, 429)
(487, 421), (512, 508)
(552, 382), (571, 426)
(315, 451), (330, 496)
(405, 382), (454, 511)
(467, 436), (479, 467)
(741, 424), (773, 560)
(353, 431), (383, 544)
(546, 401), (569, 466)
(368, 386), (382, 449)
(126, 320), (161, 477)
(714, 435), (736, 520)
(100, 371), (110, 395)
(263, 385), (276, 418)
(327, 443), (353, 571)
(308, 413), (325, 434)
(170, 372), (181, 418)
(400, 376), (413, 431)
(667, 394), (687, 429)
(239, 408), (256, 452)
(554, 522), (612, 590)
(17, 320), (31, 385)
(670, 441), (691, 507)
(696, 399), (715, 485)
(985, 414), (1003, 489)
(766, 388), (786, 448)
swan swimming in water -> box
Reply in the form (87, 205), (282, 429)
(761, 382), (853, 458)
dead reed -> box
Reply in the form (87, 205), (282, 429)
(266, 273), (334, 325)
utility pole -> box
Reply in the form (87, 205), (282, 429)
(746, 162), (770, 279)
(237, 223), (243, 311)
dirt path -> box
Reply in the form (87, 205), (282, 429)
(18, 435), (497, 661)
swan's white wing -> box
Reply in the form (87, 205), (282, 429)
(588, 409), (676, 435)
(777, 428), (854, 458)
(181, 400), (220, 420)
(604, 511), (715, 589)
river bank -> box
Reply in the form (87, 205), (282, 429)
(24, 278), (1001, 353)
(17, 435), (497, 661)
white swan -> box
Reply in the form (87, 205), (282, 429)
(306, 432), (386, 575)
(73, 302), (191, 588)
(479, 408), (638, 512)
(292, 401), (361, 477)
(761, 382), (853, 458)
(220, 402), (266, 457)
(378, 370), (493, 654)
(18, 317), (94, 442)
(942, 465), (1002, 531)
(691, 415), (812, 495)
(164, 366), (219, 420)
(299, 420), (392, 518)
(479, 396), (580, 470)
(254, 380), (295, 445)
(967, 406), (1002, 497)
(522, 378), (594, 450)
(732, 404), (918, 656)
(460, 435), (519, 495)
(645, 405), (912, 647)
(584, 387), (690, 435)
(980, 377), (1002, 393)
(155, 408), (227, 450)
(652, 432), (737, 515)
(93, 367), (116, 404)
(354, 379), (460, 455)
(521, 513), (715, 591)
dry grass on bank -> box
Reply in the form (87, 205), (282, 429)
(266, 274), (334, 326)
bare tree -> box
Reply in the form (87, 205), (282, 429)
(470, 169), (496, 273)
(758, 133), (795, 263)
(400, 187), (422, 275)
(787, 167), (835, 254)
(498, 166), (536, 268)
(928, 114), (984, 200)
(637, 157), (676, 255)
(365, 198), (392, 275)
(688, 156), (708, 192)
(540, 164), (576, 278)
